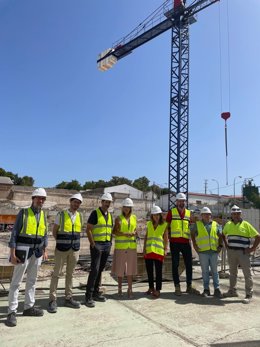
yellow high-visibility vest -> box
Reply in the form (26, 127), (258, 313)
(146, 221), (167, 256)
(195, 221), (218, 252)
(56, 211), (83, 251)
(20, 208), (46, 237)
(115, 214), (137, 250)
(92, 208), (112, 242)
(59, 211), (82, 233)
(170, 208), (190, 239)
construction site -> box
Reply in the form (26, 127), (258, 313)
(1, 0), (260, 346)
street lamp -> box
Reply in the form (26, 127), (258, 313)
(212, 179), (220, 214)
(233, 176), (242, 199)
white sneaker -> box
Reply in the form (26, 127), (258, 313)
(242, 295), (252, 304)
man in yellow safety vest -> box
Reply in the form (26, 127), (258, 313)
(222, 205), (260, 304)
(85, 193), (113, 307)
(48, 193), (83, 313)
(191, 207), (223, 298)
(166, 192), (199, 295)
(6, 188), (48, 327)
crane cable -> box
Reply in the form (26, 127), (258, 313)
(218, 0), (231, 185)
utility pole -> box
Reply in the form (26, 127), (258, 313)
(204, 179), (208, 194)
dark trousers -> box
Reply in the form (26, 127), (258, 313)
(86, 242), (111, 297)
(145, 258), (163, 291)
(170, 242), (192, 286)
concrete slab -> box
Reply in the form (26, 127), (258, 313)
(1, 267), (260, 347)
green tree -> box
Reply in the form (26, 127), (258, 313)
(66, 180), (82, 190)
(56, 181), (69, 189)
(243, 181), (260, 209)
(20, 176), (34, 186)
(150, 183), (162, 197)
(133, 176), (150, 191)
(82, 181), (96, 190)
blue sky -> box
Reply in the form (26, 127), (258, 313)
(1, 0), (260, 196)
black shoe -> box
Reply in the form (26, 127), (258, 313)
(6, 312), (17, 327)
(64, 297), (81, 309)
(201, 289), (210, 297)
(85, 297), (95, 308)
(48, 300), (57, 313)
(214, 288), (223, 298)
(93, 292), (106, 302)
(23, 306), (44, 316)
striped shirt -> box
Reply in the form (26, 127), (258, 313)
(223, 219), (258, 249)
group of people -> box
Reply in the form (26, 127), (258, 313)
(5, 188), (260, 327)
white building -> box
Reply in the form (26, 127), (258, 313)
(104, 184), (144, 199)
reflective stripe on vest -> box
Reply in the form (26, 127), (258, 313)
(115, 214), (137, 250)
(92, 208), (112, 242)
(145, 221), (167, 256)
(170, 208), (191, 239)
(17, 208), (47, 249)
(196, 221), (218, 252)
(224, 221), (251, 248)
(56, 211), (82, 250)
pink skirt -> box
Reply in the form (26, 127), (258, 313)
(111, 249), (137, 277)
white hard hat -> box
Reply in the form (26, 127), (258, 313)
(200, 207), (212, 214)
(70, 193), (83, 203)
(101, 192), (113, 202)
(231, 205), (242, 213)
(176, 192), (186, 200)
(151, 205), (162, 215)
(32, 188), (47, 198)
(122, 198), (134, 207)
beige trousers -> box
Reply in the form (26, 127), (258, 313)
(49, 248), (79, 301)
(227, 248), (253, 296)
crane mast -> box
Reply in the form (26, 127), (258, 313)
(97, 0), (219, 208)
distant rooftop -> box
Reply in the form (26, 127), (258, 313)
(0, 176), (13, 185)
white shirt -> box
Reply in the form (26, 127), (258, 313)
(55, 209), (77, 226)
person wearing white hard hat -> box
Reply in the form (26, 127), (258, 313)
(6, 188), (48, 327)
(222, 205), (260, 304)
(112, 198), (137, 298)
(48, 193), (83, 313)
(85, 192), (113, 307)
(143, 205), (168, 299)
(191, 207), (223, 298)
(166, 192), (199, 295)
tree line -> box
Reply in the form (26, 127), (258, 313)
(0, 168), (34, 186)
(0, 169), (168, 196)
(55, 176), (169, 196)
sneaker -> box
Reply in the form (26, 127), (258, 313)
(93, 292), (106, 302)
(214, 288), (223, 298)
(23, 306), (44, 316)
(242, 295), (252, 304)
(85, 296), (95, 308)
(48, 301), (57, 313)
(223, 290), (239, 298)
(186, 285), (200, 295)
(64, 297), (81, 309)
(174, 285), (182, 296)
(201, 289), (210, 297)
(5, 312), (17, 327)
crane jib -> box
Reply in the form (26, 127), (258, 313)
(97, 0), (220, 65)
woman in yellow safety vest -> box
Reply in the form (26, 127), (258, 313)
(143, 205), (168, 299)
(112, 198), (137, 298)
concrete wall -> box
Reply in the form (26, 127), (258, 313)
(0, 185), (152, 226)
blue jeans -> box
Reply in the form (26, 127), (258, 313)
(199, 252), (219, 290)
